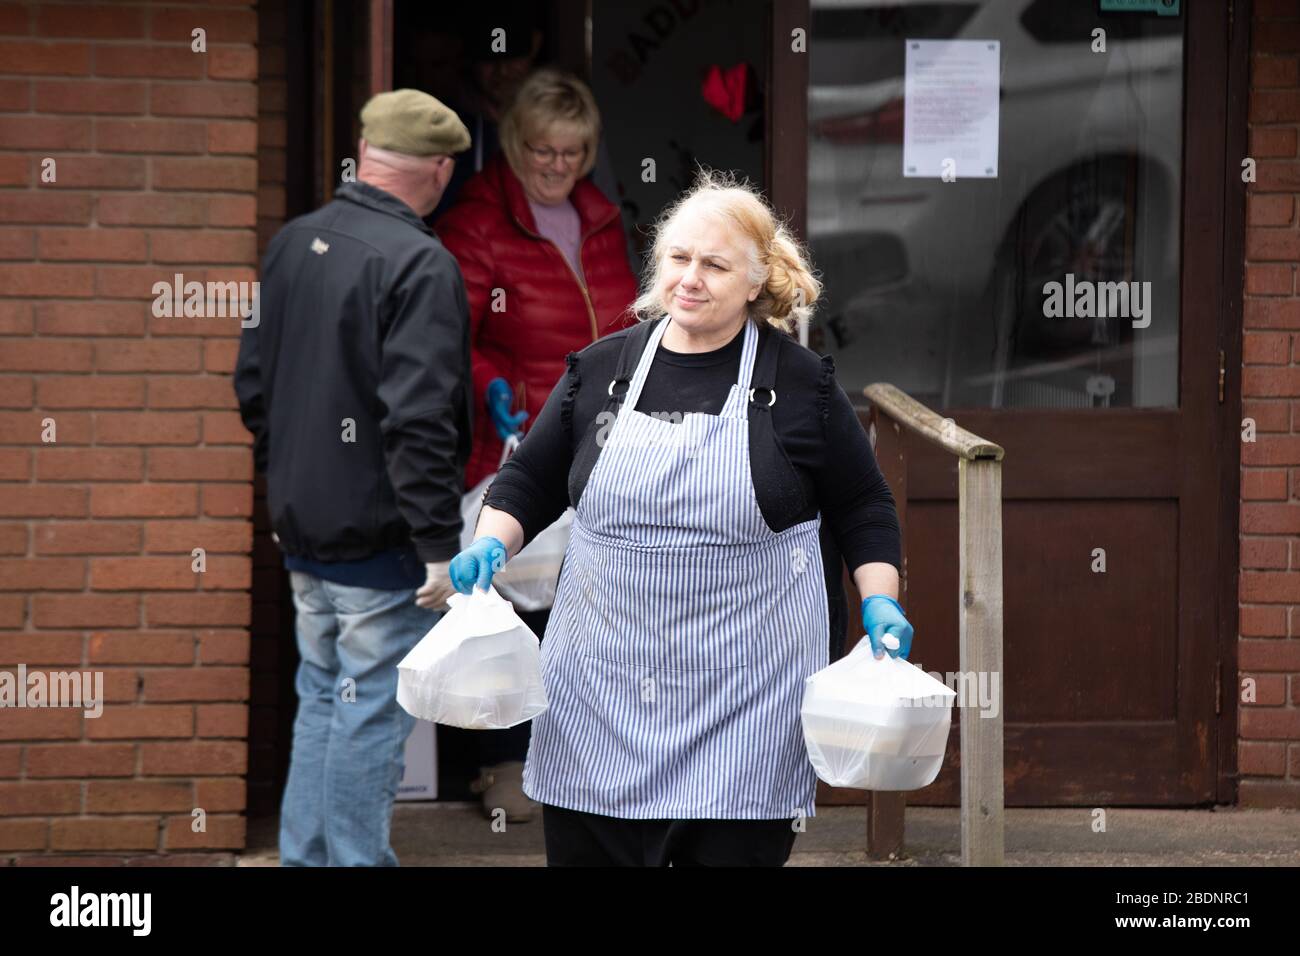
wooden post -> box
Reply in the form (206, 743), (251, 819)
(958, 458), (1004, 866)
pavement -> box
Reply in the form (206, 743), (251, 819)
(238, 803), (1300, 867)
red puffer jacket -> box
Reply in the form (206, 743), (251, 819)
(435, 153), (639, 490)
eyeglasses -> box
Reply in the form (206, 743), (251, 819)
(524, 142), (586, 167)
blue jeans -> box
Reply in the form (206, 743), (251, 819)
(279, 571), (442, 866)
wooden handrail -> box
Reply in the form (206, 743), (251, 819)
(863, 382), (1006, 867)
(864, 384), (1005, 461)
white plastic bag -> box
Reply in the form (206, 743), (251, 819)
(461, 434), (573, 611)
(801, 635), (956, 791)
(396, 584), (548, 729)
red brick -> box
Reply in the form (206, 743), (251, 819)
(34, 521), (143, 557)
(0, 707), (80, 740)
(143, 668), (248, 703)
(0, 226), (34, 259)
(1238, 780), (1300, 810)
(0, 485), (87, 518)
(31, 594), (138, 629)
(0, 449), (30, 480)
(89, 484), (197, 518)
(25, 743), (135, 778)
(46, 156), (147, 190)
(145, 593), (248, 627)
(153, 157), (256, 191)
(0, 5), (30, 36)
(1241, 468), (1289, 500)
(150, 83), (257, 119)
(1245, 227), (1300, 263)
(0, 557), (84, 591)
(1243, 400), (1290, 432)
(146, 376), (239, 410)
(36, 376), (145, 409)
(203, 339), (239, 374)
(146, 448), (250, 483)
(1241, 706), (1300, 740)
(0, 524), (26, 554)
(1251, 126), (1299, 158)
(36, 449), (143, 483)
(0, 781), (80, 815)
(1248, 194), (1295, 226)
(0, 115), (90, 149)
(208, 47), (257, 81)
(86, 781), (192, 813)
(141, 741), (246, 775)
(35, 79), (147, 114)
(36, 229), (146, 265)
(0, 193), (91, 225)
(0, 302), (32, 335)
(0, 154), (29, 186)
(196, 702), (246, 737)
(88, 631), (193, 665)
(90, 557), (199, 591)
(0, 264), (93, 297)
(194, 777), (244, 812)
(200, 483), (250, 517)
(35, 4), (145, 38)
(149, 229), (257, 264)
(93, 44), (203, 79)
(1239, 638), (1300, 671)
(0, 820), (47, 851)
(0, 594), (24, 627)
(1256, 160), (1300, 192)
(0, 631), (82, 665)
(0, 380), (32, 413)
(163, 813), (244, 849)
(1243, 330), (1292, 363)
(1242, 571), (1300, 602)
(94, 340), (202, 373)
(152, 8), (257, 44)
(94, 117), (206, 154)
(197, 630), (248, 665)
(50, 817), (157, 851)
(0, 411), (93, 447)
(94, 412), (200, 445)
(1243, 672), (1289, 706)
(1244, 366), (1300, 396)
(98, 194), (205, 226)
(0, 40), (90, 76)
(1241, 438), (1300, 466)
(145, 520), (250, 554)
(1239, 740), (1288, 775)
(35, 303), (146, 339)
(211, 193), (258, 226)
(1251, 89), (1300, 121)
(86, 705), (192, 740)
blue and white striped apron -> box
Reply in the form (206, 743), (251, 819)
(521, 316), (829, 819)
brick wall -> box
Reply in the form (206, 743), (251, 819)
(1240, 0), (1300, 809)
(0, 0), (259, 861)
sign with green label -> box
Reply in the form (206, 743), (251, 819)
(1099, 0), (1180, 15)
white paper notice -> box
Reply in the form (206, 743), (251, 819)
(903, 39), (1000, 179)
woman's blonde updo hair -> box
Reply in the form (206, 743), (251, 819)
(498, 67), (601, 180)
(632, 168), (821, 333)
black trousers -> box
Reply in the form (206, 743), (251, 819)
(542, 803), (799, 867)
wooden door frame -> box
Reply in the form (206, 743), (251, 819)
(766, 0), (1246, 804)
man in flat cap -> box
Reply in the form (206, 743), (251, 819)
(235, 90), (472, 866)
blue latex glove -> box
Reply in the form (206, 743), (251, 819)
(862, 594), (913, 660)
(449, 536), (508, 594)
(486, 377), (529, 441)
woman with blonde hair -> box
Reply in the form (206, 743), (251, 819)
(445, 169), (909, 866)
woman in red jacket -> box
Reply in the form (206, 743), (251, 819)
(434, 67), (637, 822)
(437, 67), (638, 493)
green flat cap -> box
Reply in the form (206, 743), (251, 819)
(360, 89), (471, 156)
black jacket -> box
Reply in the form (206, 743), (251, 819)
(234, 181), (472, 563)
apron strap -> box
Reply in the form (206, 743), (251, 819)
(605, 317), (663, 408)
(745, 322), (782, 413)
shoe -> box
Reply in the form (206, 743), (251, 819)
(469, 761), (535, 823)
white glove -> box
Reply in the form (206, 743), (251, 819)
(414, 560), (455, 610)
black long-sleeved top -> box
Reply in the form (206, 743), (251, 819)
(484, 317), (900, 573)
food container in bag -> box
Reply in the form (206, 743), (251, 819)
(396, 585), (548, 730)
(801, 635), (956, 790)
